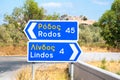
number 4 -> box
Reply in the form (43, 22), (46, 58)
(59, 48), (64, 54)
(65, 28), (70, 33)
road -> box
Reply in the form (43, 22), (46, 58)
(79, 52), (120, 61)
(0, 52), (120, 80)
(0, 56), (29, 80)
(0, 56), (56, 80)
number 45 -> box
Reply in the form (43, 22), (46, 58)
(65, 27), (75, 34)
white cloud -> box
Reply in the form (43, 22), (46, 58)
(41, 2), (73, 8)
(91, 0), (110, 5)
(41, 2), (62, 8)
(64, 2), (73, 8)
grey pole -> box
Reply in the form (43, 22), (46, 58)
(69, 63), (74, 80)
(32, 62), (35, 80)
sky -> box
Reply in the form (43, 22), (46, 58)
(0, 0), (114, 24)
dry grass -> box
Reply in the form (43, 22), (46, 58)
(16, 63), (69, 80)
(81, 46), (120, 52)
(87, 60), (120, 74)
(0, 46), (26, 56)
(81, 46), (108, 52)
(16, 66), (31, 80)
(0, 45), (120, 56)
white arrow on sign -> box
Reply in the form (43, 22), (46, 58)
(28, 23), (37, 39)
(69, 44), (78, 60)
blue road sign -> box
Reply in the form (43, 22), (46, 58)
(28, 42), (81, 62)
(24, 20), (78, 41)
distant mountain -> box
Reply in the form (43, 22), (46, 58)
(60, 14), (95, 25)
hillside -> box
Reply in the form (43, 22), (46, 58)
(60, 14), (95, 25)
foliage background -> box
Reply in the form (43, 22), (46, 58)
(0, 0), (120, 50)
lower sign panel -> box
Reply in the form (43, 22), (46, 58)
(28, 42), (81, 62)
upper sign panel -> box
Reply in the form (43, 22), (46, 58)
(24, 20), (78, 41)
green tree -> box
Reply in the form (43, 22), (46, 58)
(79, 25), (103, 46)
(0, 25), (12, 43)
(2, 0), (59, 46)
(4, 0), (46, 32)
(4, 0), (59, 32)
(44, 13), (59, 20)
(98, 0), (120, 48)
(23, 0), (45, 22)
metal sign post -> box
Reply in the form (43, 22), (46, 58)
(69, 63), (74, 80)
(32, 62), (35, 80)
